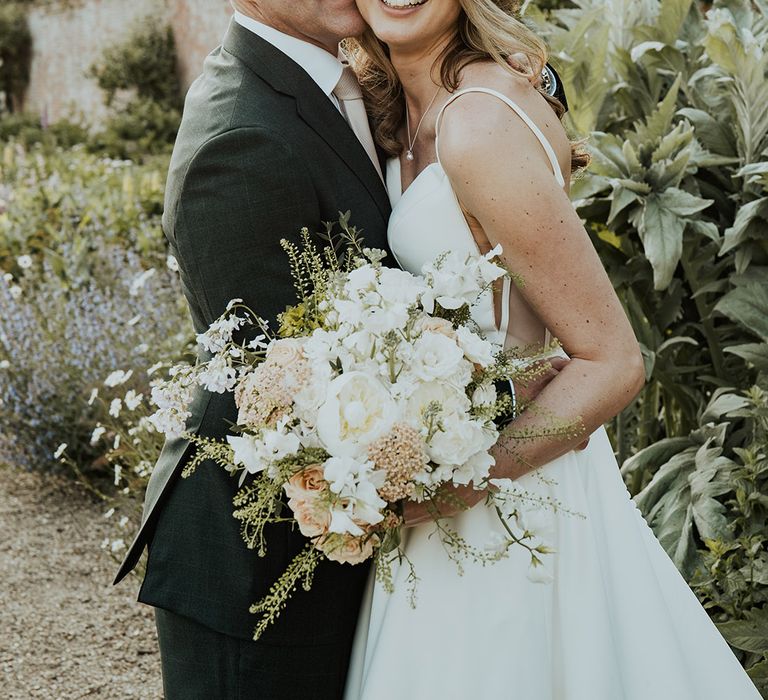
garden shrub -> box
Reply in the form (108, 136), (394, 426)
(88, 17), (182, 158)
(530, 0), (768, 687)
(0, 3), (32, 113)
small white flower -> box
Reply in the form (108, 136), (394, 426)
(17, 255), (32, 269)
(147, 362), (164, 376)
(124, 390), (143, 411)
(53, 443), (67, 459)
(0, 360), (9, 370)
(9, 286), (21, 300)
(110, 539), (126, 553)
(109, 398), (122, 418)
(118, 516), (129, 528)
(135, 343), (149, 354)
(90, 425), (106, 445)
(472, 382), (498, 407)
(166, 255), (179, 272)
(87, 388), (99, 405)
(100, 537), (110, 549)
(227, 434), (266, 474)
(104, 370), (133, 388)
(103, 507), (115, 519)
(113, 434), (121, 450)
(113, 464), (122, 486)
(129, 268), (156, 296)
(127, 315), (142, 326)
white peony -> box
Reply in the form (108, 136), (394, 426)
(316, 372), (399, 458)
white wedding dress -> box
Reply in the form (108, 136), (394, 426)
(344, 88), (761, 700)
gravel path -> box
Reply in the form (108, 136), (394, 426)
(0, 464), (163, 699)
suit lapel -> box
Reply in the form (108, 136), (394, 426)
(222, 21), (391, 221)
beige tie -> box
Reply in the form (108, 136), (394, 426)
(333, 65), (384, 182)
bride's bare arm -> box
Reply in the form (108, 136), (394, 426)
(438, 78), (644, 480)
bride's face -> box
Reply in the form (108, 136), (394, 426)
(355, 0), (462, 54)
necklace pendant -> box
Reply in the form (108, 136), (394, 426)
(405, 150), (415, 161)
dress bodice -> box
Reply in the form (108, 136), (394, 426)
(385, 87), (567, 349)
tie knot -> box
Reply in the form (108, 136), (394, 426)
(334, 65), (363, 102)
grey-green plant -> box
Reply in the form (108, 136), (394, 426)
(527, 0), (768, 688)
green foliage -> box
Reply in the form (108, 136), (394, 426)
(88, 16), (182, 158)
(89, 19), (182, 111)
(532, 0), (768, 684)
(0, 3), (32, 113)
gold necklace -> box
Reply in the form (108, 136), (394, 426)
(404, 85), (442, 162)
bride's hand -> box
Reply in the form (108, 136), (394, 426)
(402, 484), (486, 527)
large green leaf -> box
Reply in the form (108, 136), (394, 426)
(715, 282), (768, 341)
(724, 342), (768, 370)
(637, 189), (711, 290)
(722, 197), (768, 254)
(716, 606), (768, 654)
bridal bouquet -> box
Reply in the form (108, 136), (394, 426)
(150, 216), (569, 639)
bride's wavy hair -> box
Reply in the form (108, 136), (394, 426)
(346, 0), (589, 172)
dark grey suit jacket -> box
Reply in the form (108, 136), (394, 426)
(114, 19), (391, 661)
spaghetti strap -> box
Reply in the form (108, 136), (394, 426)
(434, 87), (566, 189)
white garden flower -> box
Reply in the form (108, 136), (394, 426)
(129, 268), (156, 296)
(316, 372), (399, 458)
(90, 425), (107, 445)
(113, 464), (122, 486)
(16, 255), (32, 269)
(456, 325), (496, 367)
(411, 332), (465, 382)
(110, 539), (126, 553)
(405, 380), (471, 426)
(53, 443), (67, 459)
(0, 360), (9, 370)
(109, 398), (122, 418)
(118, 516), (129, 528)
(227, 434), (266, 474)
(166, 255), (179, 272)
(471, 382), (498, 407)
(104, 369), (133, 388)
(103, 508), (115, 519)
(197, 355), (237, 393)
(9, 285), (21, 300)
(124, 390), (143, 411)
(427, 415), (495, 468)
(87, 388), (99, 405)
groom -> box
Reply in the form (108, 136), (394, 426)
(114, 1), (569, 698)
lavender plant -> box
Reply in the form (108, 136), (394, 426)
(0, 245), (191, 474)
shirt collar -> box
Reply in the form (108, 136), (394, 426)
(233, 12), (343, 98)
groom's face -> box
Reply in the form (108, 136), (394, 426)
(246, 0), (367, 52)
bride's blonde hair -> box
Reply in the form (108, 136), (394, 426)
(346, 0), (589, 171)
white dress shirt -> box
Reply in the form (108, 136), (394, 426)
(233, 11), (343, 110)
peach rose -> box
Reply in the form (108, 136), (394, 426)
(284, 464), (326, 501)
(288, 496), (330, 538)
(318, 533), (379, 565)
(416, 316), (457, 340)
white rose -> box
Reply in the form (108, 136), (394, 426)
(427, 416), (495, 467)
(405, 380), (470, 426)
(316, 372), (399, 457)
(456, 325), (497, 367)
(411, 332), (465, 382)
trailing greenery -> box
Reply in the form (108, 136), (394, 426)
(0, 3), (32, 113)
(528, 0), (768, 689)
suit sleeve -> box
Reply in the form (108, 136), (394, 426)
(171, 126), (321, 332)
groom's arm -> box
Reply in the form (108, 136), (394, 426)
(170, 126), (321, 334)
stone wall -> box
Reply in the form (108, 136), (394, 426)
(24, 0), (232, 124)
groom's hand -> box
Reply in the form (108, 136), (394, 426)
(403, 483), (486, 528)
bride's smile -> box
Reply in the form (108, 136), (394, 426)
(358, 0), (461, 51)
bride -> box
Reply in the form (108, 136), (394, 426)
(342, 1), (762, 698)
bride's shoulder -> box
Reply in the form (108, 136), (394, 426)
(438, 60), (568, 168)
